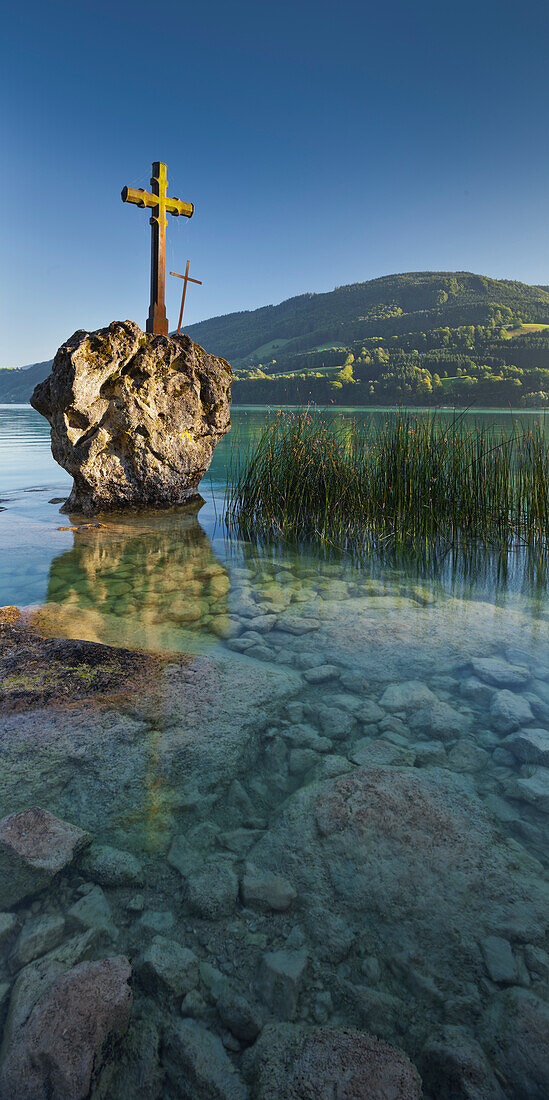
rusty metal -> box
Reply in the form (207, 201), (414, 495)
(121, 162), (194, 336)
(170, 262), (203, 334)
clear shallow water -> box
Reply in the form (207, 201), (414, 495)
(1, 403), (549, 1097)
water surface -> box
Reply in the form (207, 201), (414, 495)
(1, 402), (548, 1096)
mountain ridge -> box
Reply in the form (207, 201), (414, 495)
(3, 271), (549, 406)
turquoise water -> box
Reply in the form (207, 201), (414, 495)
(1, 403), (548, 1097)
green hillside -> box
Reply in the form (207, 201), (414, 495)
(0, 360), (53, 402)
(183, 271), (549, 407)
(3, 272), (549, 406)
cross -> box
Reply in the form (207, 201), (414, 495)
(170, 262), (203, 334)
(121, 161), (194, 336)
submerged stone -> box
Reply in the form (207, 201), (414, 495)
(471, 657), (530, 689)
(0, 807), (91, 910)
(30, 320), (231, 514)
(0, 956), (132, 1099)
(490, 690), (534, 734)
(505, 728), (549, 766)
(10, 913), (66, 972)
(164, 1019), (249, 1100)
(138, 937), (199, 999)
(79, 842), (144, 887)
(244, 1023), (422, 1100)
(258, 949), (308, 1020)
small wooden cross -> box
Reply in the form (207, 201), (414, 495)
(121, 161), (194, 336)
(170, 261), (203, 334)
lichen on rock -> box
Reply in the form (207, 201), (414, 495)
(31, 320), (232, 515)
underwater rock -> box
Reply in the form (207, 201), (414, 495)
(505, 728), (549, 766)
(138, 937), (199, 999)
(246, 766), (549, 1023)
(186, 862), (239, 920)
(243, 1023), (422, 1099)
(79, 843), (144, 887)
(0, 956), (132, 1099)
(215, 986), (263, 1041)
(68, 885), (118, 940)
(258, 949), (308, 1020)
(379, 680), (437, 712)
(490, 690), (534, 733)
(483, 987), (549, 1099)
(470, 657), (530, 689)
(30, 320), (231, 514)
(163, 1019), (249, 1100)
(10, 914), (66, 972)
(420, 1025), (505, 1100)
(240, 866), (297, 911)
(0, 807), (90, 910)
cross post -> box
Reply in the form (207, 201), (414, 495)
(121, 161), (194, 336)
(170, 262), (203, 334)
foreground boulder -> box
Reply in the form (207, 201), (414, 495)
(0, 808), (90, 909)
(31, 320), (231, 514)
(0, 956), (132, 1099)
(244, 1024), (422, 1099)
(246, 766), (549, 1050)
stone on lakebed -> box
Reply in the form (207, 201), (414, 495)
(0, 807), (91, 910)
(30, 320), (231, 515)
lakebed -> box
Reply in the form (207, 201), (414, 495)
(0, 404), (548, 1098)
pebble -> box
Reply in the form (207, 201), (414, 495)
(471, 657), (530, 689)
(79, 843), (144, 887)
(68, 885), (118, 940)
(303, 665), (340, 684)
(348, 739), (416, 768)
(505, 728), (549, 766)
(138, 909), (176, 934)
(258, 949), (308, 1020)
(139, 937), (199, 998)
(10, 913), (65, 971)
(187, 863), (239, 920)
(240, 868), (297, 911)
(379, 680), (437, 712)
(490, 690), (534, 734)
(480, 935), (519, 984)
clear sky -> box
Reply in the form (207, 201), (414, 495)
(2, 0), (548, 366)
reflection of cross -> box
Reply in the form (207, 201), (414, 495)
(170, 262), (203, 334)
(121, 161), (194, 336)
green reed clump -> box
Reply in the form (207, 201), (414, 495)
(224, 410), (549, 558)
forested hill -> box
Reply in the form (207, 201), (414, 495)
(183, 271), (549, 407)
(185, 271), (549, 364)
(3, 272), (549, 406)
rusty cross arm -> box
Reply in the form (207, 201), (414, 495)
(121, 161), (194, 336)
(170, 261), (203, 334)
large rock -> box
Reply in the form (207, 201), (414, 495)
(0, 808), (90, 909)
(244, 1023), (422, 1099)
(30, 320), (231, 514)
(0, 956), (132, 1099)
(246, 767), (549, 1040)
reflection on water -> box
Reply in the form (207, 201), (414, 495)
(30, 506), (231, 654)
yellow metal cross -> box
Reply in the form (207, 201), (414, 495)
(121, 161), (194, 336)
(170, 261), (203, 334)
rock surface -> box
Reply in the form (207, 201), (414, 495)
(164, 1019), (248, 1100)
(30, 320), (231, 514)
(0, 956), (132, 1099)
(244, 1023), (422, 1099)
(247, 766), (549, 1015)
(0, 808), (90, 909)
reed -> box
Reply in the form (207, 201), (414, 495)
(224, 410), (549, 560)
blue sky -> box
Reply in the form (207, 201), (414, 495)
(2, 0), (548, 365)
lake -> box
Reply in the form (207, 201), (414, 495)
(1, 402), (548, 1096)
